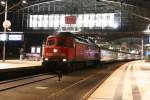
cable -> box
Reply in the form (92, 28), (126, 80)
(0, 1), (21, 16)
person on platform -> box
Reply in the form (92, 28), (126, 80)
(57, 71), (62, 81)
(20, 48), (24, 60)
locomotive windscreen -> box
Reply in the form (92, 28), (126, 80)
(57, 39), (65, 46)
(47, 39), (55, 46)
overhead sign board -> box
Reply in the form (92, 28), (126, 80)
(0, 32), (23, 41)
(8, 34), (23, 41)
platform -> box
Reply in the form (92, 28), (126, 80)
(0, 60), (41, 69)
(88, 60), (150, 100)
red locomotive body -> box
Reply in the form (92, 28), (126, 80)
(42, 32), (99, 71)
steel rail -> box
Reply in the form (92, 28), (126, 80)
(0, 73), (57, 92)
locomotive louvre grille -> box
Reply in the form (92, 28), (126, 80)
(46, 52), (65, 57)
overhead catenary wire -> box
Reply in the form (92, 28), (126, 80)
(0, 1), (21, 16)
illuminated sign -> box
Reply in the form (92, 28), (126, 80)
(0, 34), (7, 41)
(29, 13), (120, 29)
(8, 34), (23, 41)
(148, 36), (150, 43)
(65, 16), (76, 24)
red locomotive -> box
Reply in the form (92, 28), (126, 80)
(42, 32), (100, 71)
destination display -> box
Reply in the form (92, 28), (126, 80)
(8, 34), (23, 41)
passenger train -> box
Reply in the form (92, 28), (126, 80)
(42, 32), (140, 71)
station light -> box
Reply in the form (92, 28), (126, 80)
(22, 0), (27, 4)
(0, 0), (5, 6)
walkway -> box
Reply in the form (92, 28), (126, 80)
(88, 60), (150, 100)
(0, 60), (41, 69)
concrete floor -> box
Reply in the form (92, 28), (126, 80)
(0, 60), (41, 69)
(0, 66), (110, 100)
(88, 60), (150, 100)
(0, 61), (123, 100)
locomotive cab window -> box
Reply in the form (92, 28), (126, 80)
(57, 39), (65, 47)
(47, 39), (55, 46)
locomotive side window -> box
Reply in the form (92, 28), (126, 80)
(47, 39), (55, 46)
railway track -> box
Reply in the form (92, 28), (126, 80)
(42, 70), (110, 100)
(0, 62), (125, 100)
(41, 63), (123, 100)
(0, 73), (57, 92)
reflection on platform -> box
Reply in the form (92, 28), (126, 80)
(88, 60), (150, 100)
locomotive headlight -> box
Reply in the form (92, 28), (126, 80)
(45, 58), (48, 61)
(53, 49), (58, 53)
(62, 58), (67, 62)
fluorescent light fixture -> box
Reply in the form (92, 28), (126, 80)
(22, 0), (27, 4)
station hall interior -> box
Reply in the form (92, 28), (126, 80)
(0, 0), (149, 59)
(0, 0), (150, 100)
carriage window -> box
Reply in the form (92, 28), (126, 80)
(47, 40), (55, 46)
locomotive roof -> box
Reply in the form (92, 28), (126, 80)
(48, 32), (96, 45)
(47, 32), (74, 38)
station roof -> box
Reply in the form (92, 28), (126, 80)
(0, 0), (150, 48)
(2, 0), (150, 11)
(0, 0), (149, 23)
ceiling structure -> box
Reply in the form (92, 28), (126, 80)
(0, 0), (149, 19)
(1, 0), (150, 31)
(0, 0), (150, 49)
(22, 0), (150, 30)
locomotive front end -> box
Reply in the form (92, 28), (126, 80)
(42, 32), (75, 71)
(43, 37), (68, 63)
